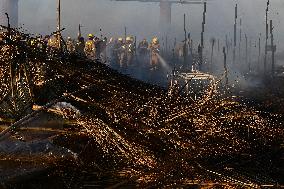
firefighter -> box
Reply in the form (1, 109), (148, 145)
(66, 37), (75, 53)
(149, 37), (160, 70)
(48, 33), (60, 49)
(117, 37), (126, 67)
(75, 36), (85, 57)
(100, 37), (108, 63)
(125, 36), (135, 66)
(94, 37), (102, 59)
(84, 34), (96, 59)
(111, 38), (122, 64)
(138, 38), (149, 56)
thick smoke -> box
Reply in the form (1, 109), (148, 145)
(17, 0), (284, 88)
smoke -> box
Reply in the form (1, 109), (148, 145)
(18, 0), (284, 47)
(16, 0), (284, 88)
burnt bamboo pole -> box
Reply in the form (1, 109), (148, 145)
(233, 4), (237, 65)
(239, 18), (242, 61)
(223, 46), (228, 89)
(245, 34), (248, 70)
(184, 14), (187, 67)
(258, 34), (261, 72)
(264, 0), (270, 72)
(270, 20), (275, 76)
(200, 2), (206, 68)
(57, 0), (61, 49)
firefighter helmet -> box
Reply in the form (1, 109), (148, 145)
(152, 37), (158, 44)
(88, 34), (94, 38)
(118, 37), (123, 42)
(126, 36), (134, 42)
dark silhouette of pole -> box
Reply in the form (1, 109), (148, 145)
(183, 14), (187, 67)
(239, 18), (242, 61)
(249, 38), (251, 72)
(57, 0), (61, 49)
(270, 20), (275, 77)
(264, 0), (270, 72)
(78, 24), (82, 38)
(200, 2), (207, 68)
(245, 34), (248, 70)
(223, 47), (228, 89)
(258, 34), (261, 72)
(233, 4), (237, 65)
(210, 38), (215, 72)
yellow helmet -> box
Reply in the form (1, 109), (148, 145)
(126, 36), (131, 41)
(118, 37), (123, 42)
(30, 39), (36, 46)
(152, 37), (158, 44)
(88, 34), (94, 38)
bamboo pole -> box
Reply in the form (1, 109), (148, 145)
(258, 34), (261, 72)
(264, 0), (270, 72)
(57, 0), (61, 49)
(249, 38), (251, 72)
(239, 18), (242, 61)
(210, 38), (215, 72)
(233, 4), (237, 65)
(223, 47), (228, 89)
(270, 20), (275, 76)
(200, 2), (206, 68)
(245, 34), (248, 70)
(184, 14), (187, 67)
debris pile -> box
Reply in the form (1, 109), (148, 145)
(0, 28), (283, 188)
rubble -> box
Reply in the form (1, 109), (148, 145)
(0, 28), (283, 188)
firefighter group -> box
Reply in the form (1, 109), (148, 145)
(46, 32), (161, 70)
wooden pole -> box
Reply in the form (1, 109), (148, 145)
(184, 14), (187, 67)
(78, 24), (82, 38)
(270, 20), (275, 76)
(249, 38), (251, 72)
(233, 4), (237, 65)
(264, 0), (270, 72)
(245, 34), (248, 70)
(239, 18), (242, 61)
(57, 0), (61, 49)
(223, 47), (228, 89)
(200, 2), (206, 68)
(258, 34), (261, 72)
(210, 38), (215, 72)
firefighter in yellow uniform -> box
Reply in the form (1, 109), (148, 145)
(48, 33), (60, 49)
(66, 37), (75, 53)
(84, 34), (96, 59)
(149, 37), (160, 70)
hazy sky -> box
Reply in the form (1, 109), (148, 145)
(18, 0), (284, 51)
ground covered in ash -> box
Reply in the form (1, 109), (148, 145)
(0, 29), (283, 188)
